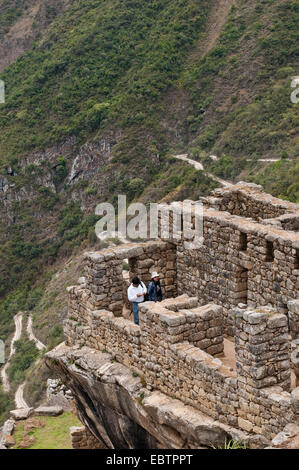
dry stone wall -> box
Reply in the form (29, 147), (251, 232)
(233, 305), (297, 438)
(64, 284), (298, 439)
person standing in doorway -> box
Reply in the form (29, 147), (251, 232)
(148, 272), (163, 302)
(127, 277), (147, 325)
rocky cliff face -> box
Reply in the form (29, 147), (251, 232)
(45, 343), (269, 449)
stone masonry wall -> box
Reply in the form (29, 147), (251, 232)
(174, 207), (298, 335)
(288, 299), (299, 386)
(63, 184), (299, 441)
(288, 299), (299, 340)
(65, 285), (142, 370)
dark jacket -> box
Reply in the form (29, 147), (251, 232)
(147, 280), (163, 302)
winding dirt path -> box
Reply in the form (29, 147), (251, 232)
(173, 154), (232, 188)
(14, 316), (46, 408)
(0, 311), (46, 407)
(1, 312), (23, 392)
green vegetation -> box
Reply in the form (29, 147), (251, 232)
(184, 0), (299, 199)
(0, 0), (296, 305)
(0, 0), (24, 36)
(248, 160), (299, 202)
(23, 359), (51, 407)
(141, 159), (218, 203)
(13, 412), (82, 449)
(0, 287), (43, 340)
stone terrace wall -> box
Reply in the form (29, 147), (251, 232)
(201, 182), (299, 221)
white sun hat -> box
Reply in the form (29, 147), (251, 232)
(151, 272), (159, 278)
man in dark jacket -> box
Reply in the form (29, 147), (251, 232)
(147, 272), (163, 302)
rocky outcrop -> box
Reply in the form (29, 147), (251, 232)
(0, 418), (15, 449)
(45, 343), (269, 449)
(0, 0), (71, 73)
(269, 423), (299, 449)
(0, 132), (119, 232)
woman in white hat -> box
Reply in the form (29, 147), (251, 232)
(147, 272), (163, 302)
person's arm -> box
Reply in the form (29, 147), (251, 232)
(128, 286), (138, 302)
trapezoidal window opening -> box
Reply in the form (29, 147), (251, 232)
(295, 249), (299, 269)
(266, 241), (274, 262)
(239, 232), (248, 251)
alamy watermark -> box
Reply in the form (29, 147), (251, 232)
(0, 80), (5, 104)
(95, 196), (204, 250)
(291, 77), (299, 104)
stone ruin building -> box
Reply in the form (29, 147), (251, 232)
(46, 182), (299, 449)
